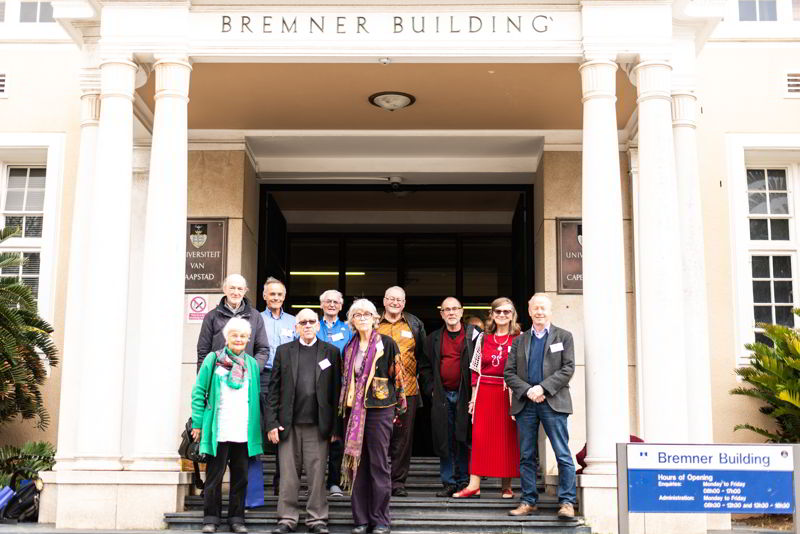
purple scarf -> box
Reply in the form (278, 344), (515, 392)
(338, 330), (381, 493)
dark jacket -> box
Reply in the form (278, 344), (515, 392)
(380, 311), (429, 400)
(503, 324), (575, 415)
(341, 334), (406, 412)
(266, 339), (342, 442)
(197, 296), (270, 375)
(421, 324), (480, 458)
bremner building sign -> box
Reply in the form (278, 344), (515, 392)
(185, 218), (227, 293)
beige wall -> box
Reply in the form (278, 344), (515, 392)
(0, 46), (82, 447)
(696, 45), (800, 444)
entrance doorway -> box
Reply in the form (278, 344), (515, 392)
(256, 183), (534, 457)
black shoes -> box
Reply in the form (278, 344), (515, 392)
(435, 484), (458, 497)
(309, 524), (329, 534)
(351, 525), (368, 534)
(391, 487), (408, 497)
(272, 523), (295, 534)
(230, 524), (248, 534)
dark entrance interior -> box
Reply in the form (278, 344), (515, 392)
(257, 184), (534, 456)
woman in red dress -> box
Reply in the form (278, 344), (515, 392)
(453, 297), (521, 499)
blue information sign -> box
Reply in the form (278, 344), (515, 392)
(627, 444), (795, 514)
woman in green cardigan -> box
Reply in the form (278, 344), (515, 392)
(192, 317), (264, 534)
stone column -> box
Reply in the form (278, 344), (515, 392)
(72, 55), (138, 471)
(53, 68), (100, 471)
(672, 90), (713, 443)
(127, 56), (192, 470)
(577, 58), (630, 534)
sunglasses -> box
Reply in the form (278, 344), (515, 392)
(493, 309), (513, 316)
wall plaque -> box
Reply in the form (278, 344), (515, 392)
(185, 218), (227, 293)
(557, 218), (582, 294)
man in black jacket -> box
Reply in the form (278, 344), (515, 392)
(420, 297), (480, 497)
(266, 308), (341, 534)
(196, 274), (270, 371)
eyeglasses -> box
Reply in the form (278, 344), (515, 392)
(297, 319), (318, 326)
(322, 299), (342, 305)
(493, 309), (513, 316)
(441, 307), (462, 313)
(384, 297), (405, 303)
(353, 313), (374, 320)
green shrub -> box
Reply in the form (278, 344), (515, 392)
(0, 441), (55, 487)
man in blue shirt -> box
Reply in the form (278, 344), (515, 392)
(316, 289), (352, 497)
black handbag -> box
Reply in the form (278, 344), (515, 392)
(179, 417), (209, 464)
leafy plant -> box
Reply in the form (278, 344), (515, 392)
(0, 441), (55, 487)
(0, 226), (58, 430)
(731, 314), (800, 442)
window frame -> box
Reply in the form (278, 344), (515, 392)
(2, 165), (46, 244)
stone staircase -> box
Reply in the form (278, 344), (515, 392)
(164, 456), (589, 533)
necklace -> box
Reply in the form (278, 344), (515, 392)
(491, 333), (510, 367)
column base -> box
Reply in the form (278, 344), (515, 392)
(39, 470), (191, 529)
(578, 474), (620, 534)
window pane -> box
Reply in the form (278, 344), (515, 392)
(39, 1), (53, 22)
(749, 192), (767, 214)
(775, 306), (795, 327)
(0, 254), (19, 275)
(25, 190), (45, 211)
(771, 219), (790, 240)
(759, 0), (777, 20)
(767, 169), (787, 191)
(21, 277), (38, 295)
(5, 191), (23, 211)
(24, 216), (42, 238)
(774, 281), (793, 303)
(753, 281), (771, 303)
(287, 238), (339, 298)
(346, 238), (397, 298)
(28, 174), (45, 188)
(463, 237), (512, 297)
(752, 256), (770, 277)
(755, 332), (774, 347)
(19, 2), (37, 21)
(22, 252), (39, 275)
(404, 238), (456, 297)
(7, 174), (26, 189)
(5, 216), (22, 233)
(773, 256), (792, 278)
(754, 305), (772, 323)
(747, 168), (766, 190)
(749, 219), (768, 240)
(769, 192), (788, 214)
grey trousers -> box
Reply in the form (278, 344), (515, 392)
(277, 424), (330, 528)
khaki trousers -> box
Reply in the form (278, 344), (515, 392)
(277, 424), (329, 528)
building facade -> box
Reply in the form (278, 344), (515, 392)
(0, 0), (798, 531)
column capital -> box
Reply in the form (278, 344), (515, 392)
(98, 57), (138, 102)
(671, 91), (698, 129)
(79, 92), (101, 127)
(153, 56), (192, 102)
(631, 60), (672, 104)
(579, 59), (618, 102)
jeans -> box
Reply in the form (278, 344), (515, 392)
(439, 390), (469, 487)
(516, 400), (576, 505)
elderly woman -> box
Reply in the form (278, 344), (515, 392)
(453, 297), (521, 499)
(338, 299), (406, 534)
(192, 317), (264, 534)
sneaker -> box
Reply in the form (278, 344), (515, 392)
(201, 525), (216, 534)
(557, 503), (575, 518)
(328, 485), (344, 497)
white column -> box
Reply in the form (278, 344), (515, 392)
(672, 90), (714, 443)
(54, 68), (100, 471)
(128, 56), (192, 470)
(632, 60), (690, 442)
(73, 55), (137, 470)
(579, 58), (630, 474)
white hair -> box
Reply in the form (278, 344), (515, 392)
(223, 317), (252, 340)
(529, 293), (553, 308)
(264, 276), (286, 291)
(319, 289), (343, 303)
(295, 308), (319, 322)
(222, 274), (247, 290)
(384, 286), (406, 298)
(347, 298), (380, 331)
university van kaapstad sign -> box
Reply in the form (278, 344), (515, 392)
(185, 218), (227, 293)
(557, 218), (582, 294)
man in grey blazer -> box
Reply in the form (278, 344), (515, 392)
(503, 293), (576, 519)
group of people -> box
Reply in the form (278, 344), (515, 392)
(190, 274), (578, 534)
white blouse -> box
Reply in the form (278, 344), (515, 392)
(215, 367), (249, 443)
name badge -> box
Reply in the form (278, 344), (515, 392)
(550, 342), (564, 353)
(319, 358), (331, 370)
(281, 328), (294, 337)
(331, 332), (344, 342)
(472, 329), (480, 341)
(401, 330), (413, 339)
(376, 341), (384, 352)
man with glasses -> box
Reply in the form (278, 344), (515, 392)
(378, 286), (429, 497)
(267, 309), (341, 534)
(317, 289), (352, 497)
(420, 297), (481, 497)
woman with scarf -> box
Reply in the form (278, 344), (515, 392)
(191, 317), (264, 534)
(338, 299), (406, 534)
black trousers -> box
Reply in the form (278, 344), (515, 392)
(327, 438), (344, 489)
(204, 441), (249, 526)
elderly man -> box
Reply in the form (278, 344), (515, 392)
(503, 293), (577, 518)
(378, 286), (428, 497)
(420, 297), (479, 497)
(267, 309), (341, 534)
(317, 289), (352, 497)
(197, 274), (269, 371)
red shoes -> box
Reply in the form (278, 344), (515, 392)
(452, 487), (481, 499)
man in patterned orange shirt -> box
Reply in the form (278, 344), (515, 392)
(378, 286), (429, 498)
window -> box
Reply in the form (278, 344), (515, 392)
(747, 168), (789, 241)
(19, 1), (54, 22)
(738, 0), (778, 20)
(0, 251), (40, 300)
(751, 254), (794, 346)
(3, 167), (45, 238)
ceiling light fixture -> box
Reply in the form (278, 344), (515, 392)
(368, 91), (416, 111)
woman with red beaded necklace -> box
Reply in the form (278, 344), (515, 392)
(453, 297), (521, 499)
